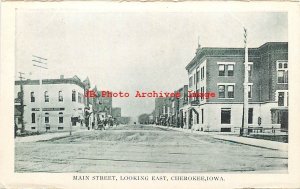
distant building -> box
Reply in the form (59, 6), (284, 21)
(118, 117), (131, 125)
(112, 107), (121, 119)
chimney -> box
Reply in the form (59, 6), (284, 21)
(60, 75), (64, 79)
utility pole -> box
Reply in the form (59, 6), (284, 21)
(18, 72), (25, 133)
(242, 27), (249, 136)
(32, 55), (48, 133)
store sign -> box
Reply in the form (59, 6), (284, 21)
(42, 108), (65, 111)
(32, 108), (40, 111)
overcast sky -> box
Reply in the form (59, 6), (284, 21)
(15, 10), (287, 118)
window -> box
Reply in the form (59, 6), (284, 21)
(218, 64), (234, 76)
(248, 65), (253, 78)
(31, 92), (35, 102)
(78, 92), (81, 103)
(228, 65), (234, 76)
(17, 92), (22, 99)
(221, 108), (231, 124)
(45, 113), (49, 123)
(58, 91), (63, 102)
(59, 112), (63, 123)
(278, 92), (285, 106)
(277, 61), (288, 83)
(201, 109), (204, 124)
(31, 113), (35, 123)
(200, 87), (204, 100)
(201, 67), (205, 80)
(276, 90), (288, 107)
(227, 85), (234, 98)
(195, 89), (199, 101)
(189, 76), (193, 87)
(248, 85), (252, 98)
(44, 91), (49, 102)
(248, 108), (253, 124)
(218, 85), (225, 98)
(72, 90), (76, 102)
(196, 70), (200, 83)
(219, 65), (225, 76)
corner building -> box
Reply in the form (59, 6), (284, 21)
(184, 42), (288, 132)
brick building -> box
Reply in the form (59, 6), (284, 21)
(183, 42), (288, 132)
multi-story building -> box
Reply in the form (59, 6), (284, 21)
(14, 75), (92, 132)
(183, 42), (288, 132)
(178, 85), (189, 128)
(154, 85), (189, 127)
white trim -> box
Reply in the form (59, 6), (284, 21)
(217, 62), (236, 65)
(217, 83), (236, 86)
(243, 62), (253, 64)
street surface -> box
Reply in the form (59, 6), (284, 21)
(15, 125), (287, 173)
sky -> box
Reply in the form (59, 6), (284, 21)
(15, 10), (287, 118)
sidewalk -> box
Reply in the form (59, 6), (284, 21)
(15, 129), (90, 143)
(153, 125), (288, 152)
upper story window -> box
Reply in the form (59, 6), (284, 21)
(58, 91), (63, 102)
(248, 85), (253, 99)
(276, 90), (288, 107)
(78, 92), (82, 103)
(248, 64), (253, 78)
(44, 91), (49, 102)
(228, 65), (234, 76)
(72, 90), (76, 102)
(218, 84), (235, 99)
(59, 112), (63, 123)
(218, 85), (225, 98)
(218, 65), (225, 76)
(218, 62), (235, 76)
(227, 85), (234, 98)
(31, 92), (35, 102)
(189, 76), (193, 87)
(277, 60), (288, 84)
(196, 70), (200, 83)
(201, 66), (205, 80)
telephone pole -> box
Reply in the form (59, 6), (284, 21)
(32, 55), (48, 132)
(18, 72), (25, 133)
(242, 27), (249, 136)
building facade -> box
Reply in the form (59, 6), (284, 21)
(14, 75), (93, 132)
(182, 42), (288, 132)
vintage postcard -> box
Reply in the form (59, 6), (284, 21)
(0, 1), (300, 189)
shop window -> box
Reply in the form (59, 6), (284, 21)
(221, 108), (231, 124)
(248, 108), (253, 124)
(31, 113), (35, 123)
(201, 109), (204, 124)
